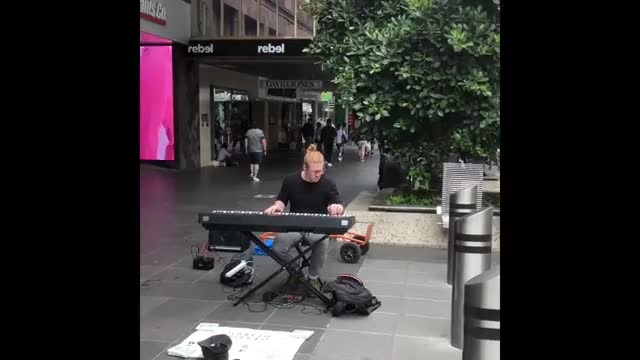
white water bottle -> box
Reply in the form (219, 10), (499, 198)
(225, 260), (247, 278)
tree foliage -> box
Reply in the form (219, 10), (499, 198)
(304, 0), (500, 190)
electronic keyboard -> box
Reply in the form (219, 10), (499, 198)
(198, 210), (355, 234)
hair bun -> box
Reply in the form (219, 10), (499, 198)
(306, 144), (317, 152)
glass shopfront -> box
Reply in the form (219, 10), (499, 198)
(211, 86), (251, 158)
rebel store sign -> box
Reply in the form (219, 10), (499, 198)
(140, 0), (167, 26)
(187, 39), (312, 57)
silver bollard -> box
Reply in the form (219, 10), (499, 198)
(447, 185), (478, 285)
(450, 207), (493, 349)
(463, 265), (500, 360)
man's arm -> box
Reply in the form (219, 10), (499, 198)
(326, 180), (344, 215)
(261, 138), (267, 154)
(265, 177), (289, 215)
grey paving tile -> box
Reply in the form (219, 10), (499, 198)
(140, 296), (170, 318)
(205, 320), (263, 329)
(374, 296), (405, 315)
(140, 279), (231, 301)
(260, 324), (325, 355)
(367, 246), (448, 262)
(312, 330), (393, 360)
(392, 335), (462, 360)
(265, 304), (333, 329)
(140, 246), (192, 267)
(406, 271), (448, 286)
(405, 284), (451, 301)
(328, 312), (399, 335)
(364, 281), (407, 297)
(149, 351), (179, 360)
(171, 254), (205, 269)
(202, 300), (277, 323)
(396, 315), (450, 338)
(148, 266), (213, 283)
(140, 340), (169, 360)
(141, 266), (167, 281)
(365, 246), (419, 260)
(361, 258), (410, 271)
(407, 261), (448, 273)
(404, 298), (450, 319)
(140, 298), (223, 342)
(356, 267), (407, 283)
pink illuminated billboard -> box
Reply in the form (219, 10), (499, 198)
(140, 32), (175, 161)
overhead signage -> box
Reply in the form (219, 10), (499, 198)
(140, 0), (167, 26)
(259, 80), (322, 90)
(187, 39), (312, 57)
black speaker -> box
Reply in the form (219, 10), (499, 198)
(208, 231), (251, 252)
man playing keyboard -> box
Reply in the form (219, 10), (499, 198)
(264, 144), (345, 292)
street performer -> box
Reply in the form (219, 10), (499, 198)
(264, 144), (345, 292)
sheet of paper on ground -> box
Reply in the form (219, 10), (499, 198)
(167, 323), (314, 360)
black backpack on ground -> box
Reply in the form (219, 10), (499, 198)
(324, 274), (382, 316)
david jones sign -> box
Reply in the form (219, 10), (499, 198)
(140, 0), (167, 26)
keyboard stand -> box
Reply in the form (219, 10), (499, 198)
(233, 231), (334, 309)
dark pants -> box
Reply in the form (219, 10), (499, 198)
(324, 141), (334, 163)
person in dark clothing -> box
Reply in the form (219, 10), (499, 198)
(320, 119), (338, 166)
(302, 119), (315, 147)
(314, 122), (323, 150)
(378, 147), (407, 189)
(264, 144), (344, 292)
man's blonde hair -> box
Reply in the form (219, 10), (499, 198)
(304, 144), (325, 166)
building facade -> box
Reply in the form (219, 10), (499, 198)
(141, 0), (339, 170)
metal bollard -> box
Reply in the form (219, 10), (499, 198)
(450, 207), (493, 349)
(447, 185), (478, 285)
(463, 265), (500, 360)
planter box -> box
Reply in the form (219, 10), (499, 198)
(346, 190), (500, 251)
(347, 211), (500, 251)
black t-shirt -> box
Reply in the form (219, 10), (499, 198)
(321, 125), (337, 143)
(302, 123), (315, 137)
(276, 173), (342, 214)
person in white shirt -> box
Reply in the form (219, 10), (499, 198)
(216, 143), (232, 163)
(358, 140), (371, 161)
(336, 124), (348, 162)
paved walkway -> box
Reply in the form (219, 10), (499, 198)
(140, 145), (496, 359)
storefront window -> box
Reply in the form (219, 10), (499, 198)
(213, 87), (250, 151)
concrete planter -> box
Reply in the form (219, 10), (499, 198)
(348, 211), (500, 251)
(346, 190), (500, 251)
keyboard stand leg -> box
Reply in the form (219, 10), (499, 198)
(233, 232), (334, 309)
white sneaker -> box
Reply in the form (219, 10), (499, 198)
(249, 174), (254, 178)
(327, 163), (333, 167)
(252, 177), (261, 182)
(338, 157), (342, 162)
